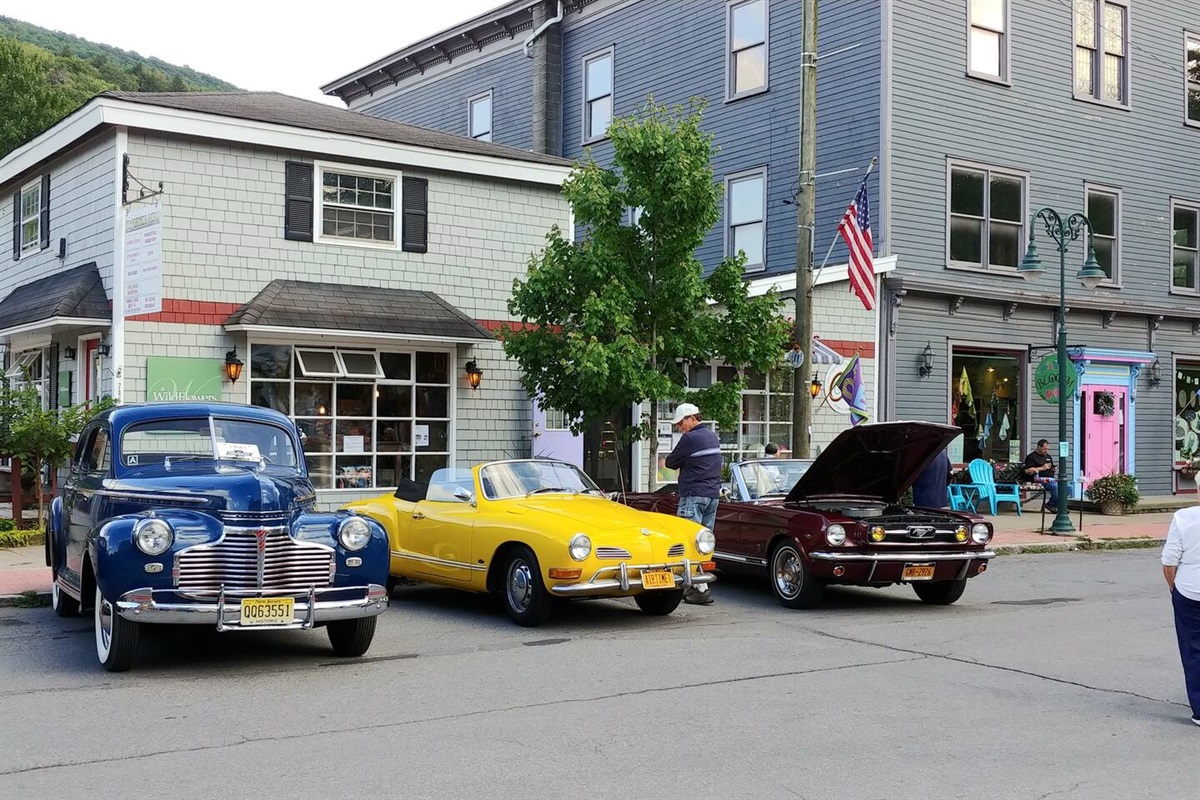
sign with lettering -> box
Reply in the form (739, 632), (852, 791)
(146, 357), (223, 402)
(124, 200), (163, 317)
(1034, 354), (1077, 405)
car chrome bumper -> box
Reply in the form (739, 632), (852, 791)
(809, 550), (996, 562)
(549, 559), (716, 597)
(115, 584), (390, 629)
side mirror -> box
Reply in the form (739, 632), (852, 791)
(453, 486), (474, 503)
(719, 485), (732, 500)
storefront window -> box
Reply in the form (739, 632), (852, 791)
(950, 349), (1023, 465)
(1175, 361), (1200, 465)
(248, 344), (451, 490)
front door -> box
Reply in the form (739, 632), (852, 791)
(531, 398), (583, 466)
(1082, 385), (1125, 484)
(583, 410), (633, 494)
(406, 500), (475, 583)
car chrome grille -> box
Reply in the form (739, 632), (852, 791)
(595, 546), (632, 560)
(216, 510), (291, 526)
(175, 526), (334, 597)
(864, 514), (969, 545)
(667, 544), (686, 557)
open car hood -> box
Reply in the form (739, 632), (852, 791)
(786, 421), (960, 504)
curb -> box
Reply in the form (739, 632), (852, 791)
(994, 537), (1165, 555)
(0, 590), (50, 609)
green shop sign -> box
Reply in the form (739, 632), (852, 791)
(1033, 354), (1078, 405)
(146, 357), (224, 402)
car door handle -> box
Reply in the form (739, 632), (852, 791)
(412, 511), (425, 520)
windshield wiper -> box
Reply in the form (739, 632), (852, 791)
(526, 486), (567, 496)
(576, 487), (605, 495)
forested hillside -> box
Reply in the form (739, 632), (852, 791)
(0, 16), (238, 157)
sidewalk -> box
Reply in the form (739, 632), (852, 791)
(0, 507), (1182, 605)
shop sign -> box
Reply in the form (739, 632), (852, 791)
(1034, 354), (1077, 405)
(146, 357), (224, 402)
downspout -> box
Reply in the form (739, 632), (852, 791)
(523, 0), (564, 58)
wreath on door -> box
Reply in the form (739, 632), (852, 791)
(1094, 391), (1116, 418)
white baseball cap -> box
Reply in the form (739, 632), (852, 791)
(670, 402), (700, 425)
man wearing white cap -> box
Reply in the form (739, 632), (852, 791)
(664, 402), (722, 605)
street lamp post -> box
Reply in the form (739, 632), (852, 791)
(1018, 208), (1107, 535)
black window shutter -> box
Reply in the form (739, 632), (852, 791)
(284, 161), (314, 242)
(401, 177), (428, 253)
(48, 345), (59, 410)
(10, 189), (19, 260)
(39, 173), (50, 250)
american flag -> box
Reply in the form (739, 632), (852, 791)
(838, 177), (875, 311)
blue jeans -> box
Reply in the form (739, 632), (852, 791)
(678, 496), (718, 530)
(1037, 477), (1060, 508)
(1172, 588), (1200, 718)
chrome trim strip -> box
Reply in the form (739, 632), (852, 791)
(391, 549), (487, 572)
(96, 490), (210, 505)
(115, 584), (389, 626)
(713, 550), (767, 567)
(809, 550), (996, 562)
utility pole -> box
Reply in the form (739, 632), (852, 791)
(791, 0), (818, 458)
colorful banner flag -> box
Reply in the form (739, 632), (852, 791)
(835, 355), (870, 426)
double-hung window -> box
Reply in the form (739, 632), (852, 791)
(967, 0), (1008, 80)
(727, 170), (766, 272)
(18, 179), (41, 256)
(316, 163), (398, 247)
(1173, 201), (1199, 294)
(1074, 0), (1129, 106)
(583, 49), (613, 142)
(468, 91), (492, 141)
(1187, 33), (1200, 126)
(948, 163), (1026, 271)
(728, 0), (768, 98)
(1085, 185), (1120, 284)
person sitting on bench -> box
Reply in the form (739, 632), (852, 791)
(1023, 439), (1059, 512)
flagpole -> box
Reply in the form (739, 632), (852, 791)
(811, 156), (878, 286)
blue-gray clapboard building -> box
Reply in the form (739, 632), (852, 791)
(324, 0), (1200, 498)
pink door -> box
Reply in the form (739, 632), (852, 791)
(531, 398), (583, 466)
(1083, 385), (1125, 483)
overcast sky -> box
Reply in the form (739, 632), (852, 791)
(0, 0), (505, 104)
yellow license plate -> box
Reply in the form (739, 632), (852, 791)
(902, 563), (936, 581)
(240, 597), (294, 626)
(641, 570), (675, 589)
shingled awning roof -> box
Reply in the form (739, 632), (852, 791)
(0, 263), (110, 339)
(223, 280), (493, 343)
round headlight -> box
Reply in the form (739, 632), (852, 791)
(569, 534), (592, 562)
(338, 516), (372, 551)
(869, 525), (886, 542)
(826, 524), (846, 546)
(955, 525), (969, 542)
(695, 527), (716, 555)
(134, 518), (173, 556)
(971, 523), (991, 544)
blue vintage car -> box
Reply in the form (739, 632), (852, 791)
(47, 403), (390, 671)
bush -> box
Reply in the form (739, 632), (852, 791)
(0, 526), (40, 548)
(0, 519), (15, 532)
(1084, 472), (1139, 510)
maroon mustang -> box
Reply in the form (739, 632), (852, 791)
(623, 421), (995, 609)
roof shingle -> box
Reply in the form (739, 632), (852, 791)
(0, 263), (110, 333)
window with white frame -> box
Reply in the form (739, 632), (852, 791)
(316, 164), (398, 246)
(727, 170), (766, 271)
(18, 179), (41, 256)
(948, 163), (1026, 270)
(4, 348), (47, 409)
(1172, 201), (1199, 293)
(968, 0), (1008, 80)
(1187, 33), (1200, 125)
(469, 91), (492, 141)
(728, 0), (768, 98)
(583, 49), (613, 142)
(248, 344), (452, 489)
(1085, 186), (1120, 283)
(1074, 0), (1129, 105)
(543, 407), (570, 431)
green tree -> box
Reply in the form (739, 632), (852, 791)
(503, 100), (790, 488)
(0, 36), (75, 156)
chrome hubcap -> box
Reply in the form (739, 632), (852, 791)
(508, 562), (533, 612)
(51, 581), (60, 608)
(97, 594), (113, 653)
(774, 550), (802, 598)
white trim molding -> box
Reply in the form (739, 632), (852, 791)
(746, 254), (898, 297)
(224, 323), (490, 346)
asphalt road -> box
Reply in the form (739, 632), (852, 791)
(0, 550), (1195, 800)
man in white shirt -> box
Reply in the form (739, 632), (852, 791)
(1161, 505), (1200, 726)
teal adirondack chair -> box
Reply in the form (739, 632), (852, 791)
(967, 458), (1023, 515)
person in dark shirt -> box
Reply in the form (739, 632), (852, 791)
(1024, 439), (1059, 511)
(665, 402), (721, 605)
(912, 448), (951, 508)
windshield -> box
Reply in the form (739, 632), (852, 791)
(119, 417), (300, 470)
(734, 459), (814, 499)
(479, 460), (602, 500)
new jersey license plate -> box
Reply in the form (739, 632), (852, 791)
(902, 563), (936, 581)
(641, 570), (675, 589)
(240, 597), (294, 626)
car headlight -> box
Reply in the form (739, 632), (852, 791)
(971, 523), (991, 544)
(695, 527), (715, 555)
(569, 534), (592, 561)
(826, 524), (846, 546)
(134, 518), (173, 556)
(955, 525), (969, 542)
(338, 516), (372, 551)
(869, 525), (886, 542)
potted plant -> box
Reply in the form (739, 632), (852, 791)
(1084, 472), (1140, 515)
(1181, 457), (1200, 492)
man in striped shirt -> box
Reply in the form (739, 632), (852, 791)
(665, 402), (721, 606)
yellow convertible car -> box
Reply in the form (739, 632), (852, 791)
(343, 459), (717, 626)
